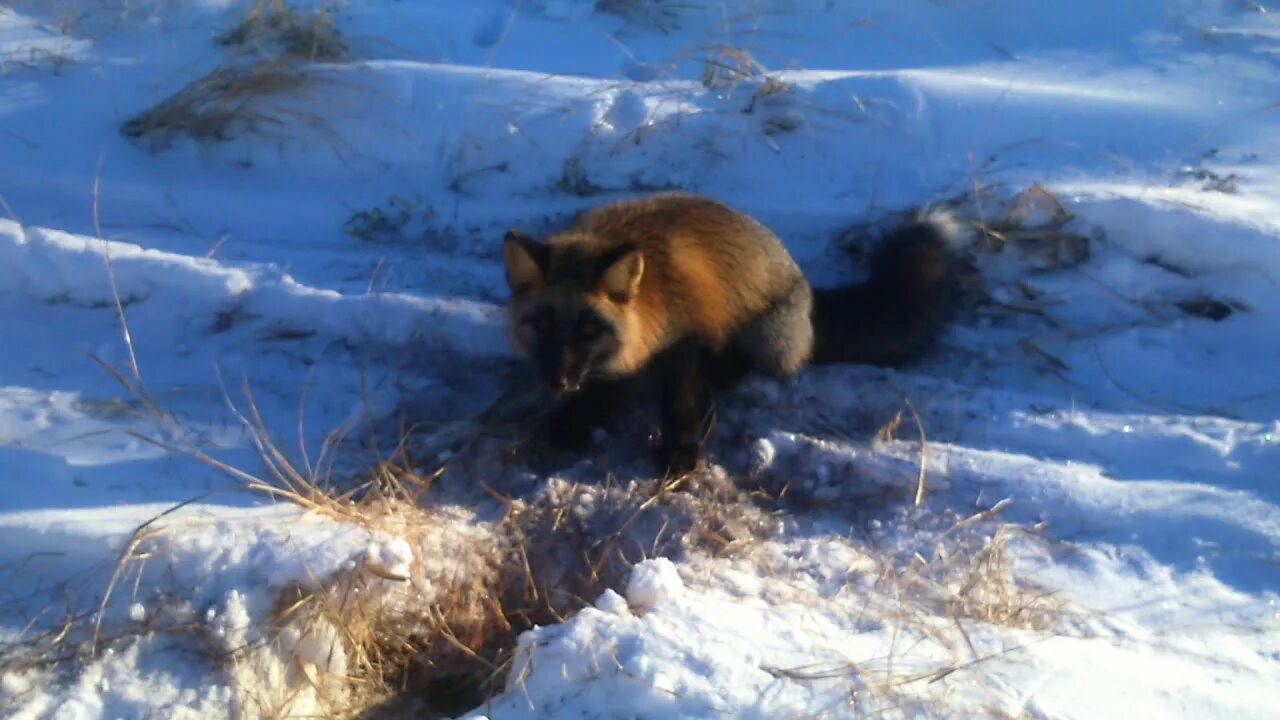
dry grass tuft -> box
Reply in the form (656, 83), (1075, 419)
(252, 500), (509, 718)
(836, 182), (1084, 271)
(934, 182), (1091, 273)
(973, 184), (1091, 270)
(0, 497), (219, 696)
(153, 390), (512, 717)
(120, 59), (316, 147)
(700, 43), (802, 146)
(739, 503), (1074, 717)
(879, 503), (1067, 637)
(122, 0), (346, 149)
(701, 44), (769, 89)
(218, 0), (348, 62)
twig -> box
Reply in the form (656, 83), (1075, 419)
(883, 382), (930, 507)
(93, 157), (145, 387)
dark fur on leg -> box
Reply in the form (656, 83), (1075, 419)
(811, 212), (964, 368)
(654, 341), (715, 477)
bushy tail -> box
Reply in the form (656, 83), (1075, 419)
(811, 211), (965, 368)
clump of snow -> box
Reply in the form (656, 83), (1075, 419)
(747, 436), (776, 477)
(207, 589), (253, 648)
(364, 536), (415, 580)
(625, 557), (685, 611)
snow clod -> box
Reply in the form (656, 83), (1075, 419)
(748, 437), (776, 477)
(626, 558), (684, 611)
(363, 537), (414, 581)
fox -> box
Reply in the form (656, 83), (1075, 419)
(501, 192), (961, 476)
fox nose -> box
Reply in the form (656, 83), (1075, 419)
(539, 369), (581, 394)
(556, 350), (586, 393)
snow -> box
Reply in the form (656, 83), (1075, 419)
(625, 557), (685, 611)
(363, 535), (415, 581)
(476, 552), (1279, 720)
(1, 0), (1279, 718)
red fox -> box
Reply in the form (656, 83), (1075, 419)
(502, 192), (960, 476)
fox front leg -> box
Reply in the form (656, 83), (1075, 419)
(655, 342), (715, 477)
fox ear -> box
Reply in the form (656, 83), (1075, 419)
(596, 245), (644, 303)
(503, 230), (548, 296)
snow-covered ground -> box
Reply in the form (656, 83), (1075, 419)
(2, 0), (1278, 718)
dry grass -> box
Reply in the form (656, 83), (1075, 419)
(880, 382), (931, 508)
(970, 183), (1091, 270)
(181, 383), (513, 716)
(122, 1), (346, 149)
(218, 1), (348, 62)
(857, 503), (1070, 705)
(700, 43), (769, 89)
(741, 504), (1072, 718)
(238, 483), (510, 718)
(904, 512), (1065, 633)
(121, 59), (316, 147)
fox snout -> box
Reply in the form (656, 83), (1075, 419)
(539, 349), (589, 394)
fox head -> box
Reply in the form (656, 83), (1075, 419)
(502, 230), (645, 393)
